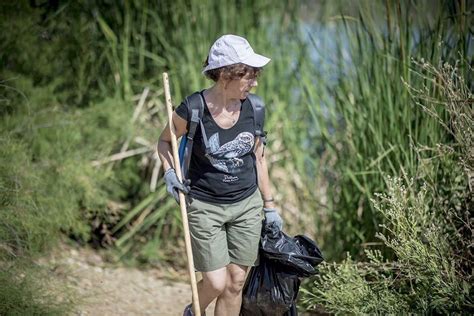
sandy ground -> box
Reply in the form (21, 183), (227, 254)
(39, 244), (215, 316)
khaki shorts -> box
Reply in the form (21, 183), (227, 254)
(187, 190), (263, 272)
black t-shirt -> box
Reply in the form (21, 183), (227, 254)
(175, 91), (258, 204)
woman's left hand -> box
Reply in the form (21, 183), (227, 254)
(263, 207), (283, 231)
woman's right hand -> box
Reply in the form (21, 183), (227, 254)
(164, 168), (190, 202)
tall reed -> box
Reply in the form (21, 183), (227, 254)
(89, 0), (324, 262)
(302, 0), (471, 258)
(3, 0), (469, 268)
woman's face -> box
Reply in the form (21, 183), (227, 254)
(225, 72), (258, 99)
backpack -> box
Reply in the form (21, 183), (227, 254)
(178, 91), (266, 179)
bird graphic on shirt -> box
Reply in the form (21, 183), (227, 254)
(206, 132), (254, 173)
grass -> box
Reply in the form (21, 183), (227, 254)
(84, 0), (325, 262)
(0, 0), (471, 312)
(0, 261), (75, 315)
(299, 53), (472, 313)
(300, 0), (471, 259)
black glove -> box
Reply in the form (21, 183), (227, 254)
(164, 168), (190, 202)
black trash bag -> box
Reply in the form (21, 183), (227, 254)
(240, 223), (324, 316)
(260, 223), (324, 277)
(240, 258), (300, 316)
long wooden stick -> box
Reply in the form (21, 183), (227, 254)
(162, 73), (201, 316)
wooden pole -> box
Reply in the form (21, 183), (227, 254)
(162, 73), (201, 316)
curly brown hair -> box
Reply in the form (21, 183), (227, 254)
(203, 58), (262, 82)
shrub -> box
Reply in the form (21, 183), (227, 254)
(301, 176), (470, 313)
(300, 57), (472, 313)
(0, 262), (73, 315)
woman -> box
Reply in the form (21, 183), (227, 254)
(157, 34), (282, 316)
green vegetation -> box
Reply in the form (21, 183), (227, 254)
(300, 53), (473, 313)
(302, 0), (471, 258)
(0, 262), (73, 315)
(297, 1), (472, 312)
(0, 0), (471, 314)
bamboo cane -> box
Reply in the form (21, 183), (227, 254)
(162, 73), (201, 316)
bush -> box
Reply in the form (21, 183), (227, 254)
(0, 262), (73, 315)
(301, 176), (470, 313)
(0, 79), (138, 312)
(303, 0), (471, 259)
(300, 58), (473, 313)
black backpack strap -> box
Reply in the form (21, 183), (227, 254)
(184, 92), (204, 141)
(181, 92), (204, 178)
(247, 93), (267, 146)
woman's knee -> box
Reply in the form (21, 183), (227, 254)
(226, 279), (246, 295)
(226, 265), (248, 294)
(205, 278), (226, 295)
(202, 269), (227, 295)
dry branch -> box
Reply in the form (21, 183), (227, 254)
(91, 147), (152, 166)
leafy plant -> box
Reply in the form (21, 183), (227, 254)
(0, 262), (74, 315)
(300, 55), (472, 313)
(304, 0), (471, 259)
(301, 176), (470, 314)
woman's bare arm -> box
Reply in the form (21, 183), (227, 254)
(157, 112), (188, 172)
(254, 137), (275, 208)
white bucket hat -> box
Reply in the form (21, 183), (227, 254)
(202, 34), (271, 73)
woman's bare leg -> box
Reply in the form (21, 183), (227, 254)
(214, 263), (249, 316)
(195, 267), (227, 314)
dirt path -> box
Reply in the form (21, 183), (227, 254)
(40, 244), (215, 316)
